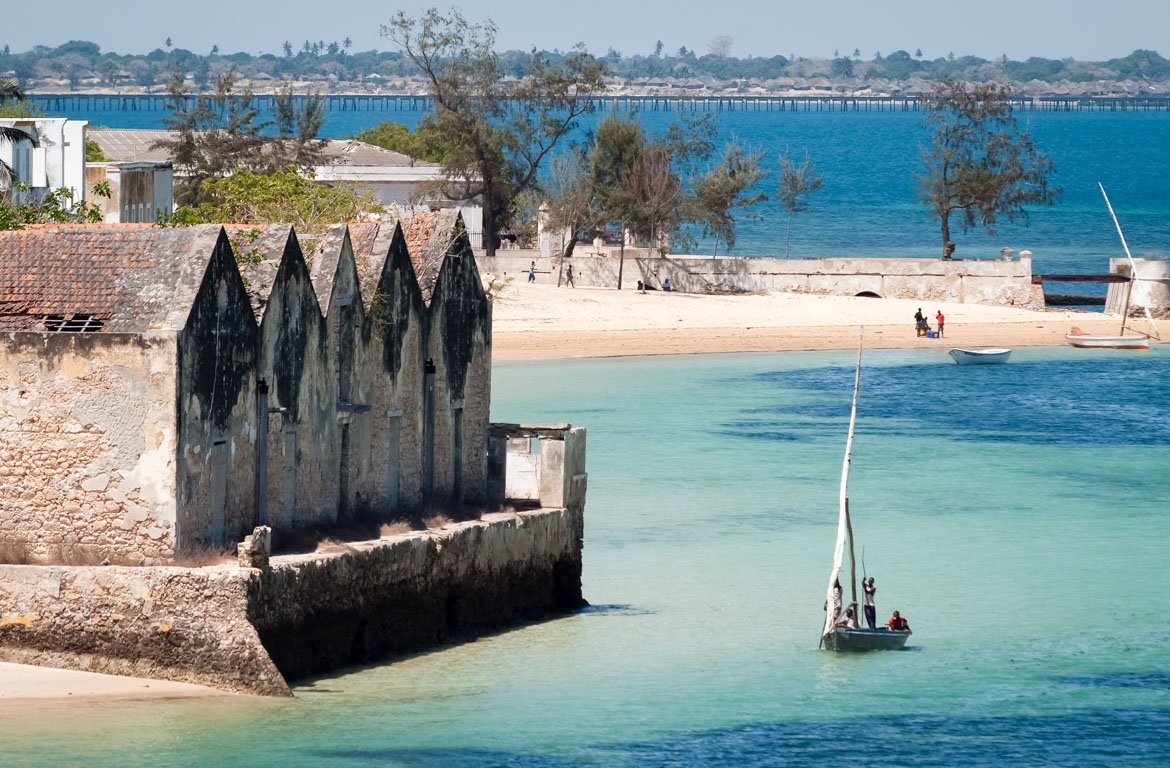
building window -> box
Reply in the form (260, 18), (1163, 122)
(42, 313), (104, 333)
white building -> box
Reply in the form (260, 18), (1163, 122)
(0, 117), (88, 204)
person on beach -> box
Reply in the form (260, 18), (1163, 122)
(935, 310), (945, 337)
(663, 278), (672, 292)
(914, 308), (927, 336)
(888, 610), (911, 632)
(566, 264), (575, 287)
(863, 577), (876, 629)
(528, 261), (536, 283)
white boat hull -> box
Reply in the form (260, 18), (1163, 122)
(949, 348), (1012, 365)
(1066, 334), (1149, 350)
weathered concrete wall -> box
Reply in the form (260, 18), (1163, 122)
(323, 237), (376, 522)
(176, 231), (260, 554)
(253, 507), (584, 681)
(366, 230), (427, 515)
(0, 563), (288, 695)
(0, 506), (583, 695)
(0, 332), (178, 564)
(479, 251), (1043, 306)
(257, 236), (339, 537)
(1105, 258), (1170, 314)
(427, 239), (492, 507)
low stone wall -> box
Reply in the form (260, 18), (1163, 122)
(0, 563), (287, 695)
(480, 250), (1044, 306)
(0, 507), (583, 695)
(252, 508), (584, 681)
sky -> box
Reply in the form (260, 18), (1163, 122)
(3, 0), (1168, 62)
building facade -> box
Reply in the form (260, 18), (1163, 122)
(0, 215), (492, 563)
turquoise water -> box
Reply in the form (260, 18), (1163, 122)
(49, 101), (1170, 270)
(5, 347), (1168, 765)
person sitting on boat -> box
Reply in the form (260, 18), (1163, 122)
(835, 606), (859, 629)
(887, 610), (911, 632)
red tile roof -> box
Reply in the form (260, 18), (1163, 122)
(0, 225), (222, 332)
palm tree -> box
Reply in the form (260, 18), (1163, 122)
(1, 79), (35, 195)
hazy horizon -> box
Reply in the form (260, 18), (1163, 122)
(3, 0), (1168, 64)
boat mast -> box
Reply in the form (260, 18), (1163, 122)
(1099, 183), (1162, 341)
(841, 338), (863, 619)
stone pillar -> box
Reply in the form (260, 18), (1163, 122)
(238, 526), (272, 570)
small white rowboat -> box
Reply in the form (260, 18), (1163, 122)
(948, 348), (1012, 365)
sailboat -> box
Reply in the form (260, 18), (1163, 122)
(1066, 184), (1160, 350)
(820, 341), (911, 652)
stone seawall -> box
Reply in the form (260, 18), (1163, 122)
(0, 507), (584, 695)
(0, 563), (287, 695)
(253, 508), (584, 681)
(480, 251), (1043, 306)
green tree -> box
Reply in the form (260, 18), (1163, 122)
(352, 120), (452, 163)
(688, 142), (767, 256)
(919, 80), (1059, 258)
(777, 149), (824, 258)
(588, 114), (645, 287)
(0, 79), (31, 193)
(166, 167), (381, 232)
(156, 67), (325, 205)
(383, 7), (605, 257)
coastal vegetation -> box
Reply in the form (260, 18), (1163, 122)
(156, 68), (327, 205)
(3, 38), (1170, 94)
(381, 8), (605, 258)
(918, 80), (1058, 258)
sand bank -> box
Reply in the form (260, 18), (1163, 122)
(0, 661), (222, 704)
(490, 284), (1130, 360)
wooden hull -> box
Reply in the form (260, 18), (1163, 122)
(824, 627), (911, 652)
(1066, 334), (1149, 350)
(949, 348), (1011, 365)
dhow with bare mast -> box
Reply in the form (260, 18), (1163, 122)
(820, 340), (911, 652)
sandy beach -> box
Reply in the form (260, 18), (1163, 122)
(490, 284), (1129, 360)
(0, 661), (222, 704)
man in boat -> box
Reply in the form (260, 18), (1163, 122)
(863, 577), (876, 629)
(887, 610), (911, 632)
(824, 578), (844, 624)
(835, 606), (859, 629)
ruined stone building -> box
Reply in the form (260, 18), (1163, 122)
(0, 215), (491, 565)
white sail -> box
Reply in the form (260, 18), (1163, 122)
(822, 342), (863, 639)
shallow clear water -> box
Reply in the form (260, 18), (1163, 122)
(6, 347), (1168, 766)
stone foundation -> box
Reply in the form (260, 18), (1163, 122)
(0, 506), (583, 695)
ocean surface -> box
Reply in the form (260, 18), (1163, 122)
(43, 99), (1170, 274)
(5, 346), (1169, 766)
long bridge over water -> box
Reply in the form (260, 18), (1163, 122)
(27, 93), (1170, 114)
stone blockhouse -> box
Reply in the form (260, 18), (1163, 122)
(0, 215), (493, 564)
(0, 225), (259, 564)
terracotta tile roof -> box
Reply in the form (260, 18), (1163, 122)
(0, 224), (223, 333)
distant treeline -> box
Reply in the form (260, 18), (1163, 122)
(3, 39), (1170, 89)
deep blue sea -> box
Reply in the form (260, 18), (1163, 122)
(5, 347), (1169, 766)
(47, 99), (1170, 273)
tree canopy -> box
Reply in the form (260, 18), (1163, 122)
(918, 80), (1059, 257)
(382, 7), (606, 257)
